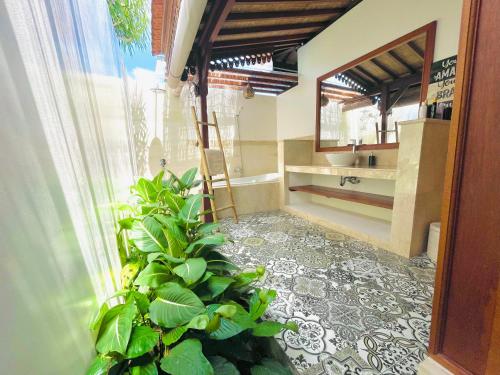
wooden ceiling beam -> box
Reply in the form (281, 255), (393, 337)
(209, 42), (299, 59)
(215, 68), (298, 82)
(218, 21), (325, 36)
(370, 57), (399, 79)
(351, 66), (382, 85)
(226, 8), (345, 21)
(388, 50), (416, 73)
(199, 0), (236, 50)
(212, 33), (311, 49)
(208, 74), (294, 87)
(408, 41), (424, 59)
(208, 79), (289, 91)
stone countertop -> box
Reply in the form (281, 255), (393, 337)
(285, 164), (397, 180)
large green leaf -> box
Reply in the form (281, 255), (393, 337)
(251, 321), (298, 337)
(206, 276), (234, 298)
(160, 190), (185, 213)
(185, 234), (226, 255)
(179, 194), (203, 226)
(89, 303), (109, 332)
(96, 301), (137, 355)
(152, 171), (165, 189)
(162, 314), (209, 346)
(205, 303), (254, 340)
(147, 252), (185, 264)
(154, 214), (188, 257)
(208, 356), (240, 375)
(180, 167), (198, 189)
(86, 355), (118, 375)
(149, 282), (205, 328)
(126, 326), (159, 358)
(129, 291), (150, 315)
(173, 258), (207, 285)
(162, 325), (188, 347)
(134, 262), (171, 288)
(197, 222), (219, 235)
(249, 289), (277, 321)
(250, 359), (293, 375)
(133, 178), (158, 202)
(205, 251), (239, 272)
(130, 362), (158, 375)
(130, 216), (167, 253)
(160, 339), (214, 375)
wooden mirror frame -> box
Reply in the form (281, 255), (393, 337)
(315, 21), (437, 152)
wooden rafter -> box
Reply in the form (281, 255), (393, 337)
(218, 21), (326, 36)
(370, 58), (398, 79)
(388, 50), (416, 73)
(408, 40), (424, 59)
(199, 0), (236, 48)
(226, 9), (345, 21)
(351, 66), (381, 85)
(213, 33), (312, 49)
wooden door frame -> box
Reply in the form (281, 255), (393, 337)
(428, 0), (498, 373)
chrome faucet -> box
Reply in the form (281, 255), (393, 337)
(349, 139), (357, 153)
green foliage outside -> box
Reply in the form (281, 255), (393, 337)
(87, 168), (298, 374)
(107, 0), (150, 54)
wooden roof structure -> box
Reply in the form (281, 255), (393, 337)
(151, 0), (365, 95)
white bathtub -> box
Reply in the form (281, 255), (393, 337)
(213, 172), (280, 187)
(212, 172), (280, 218)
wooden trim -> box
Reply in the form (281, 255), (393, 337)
(199, 0), (236, 48)
(317, 143), (399, 153)
(213, 33), (311, 49)
(289, 185), (394, 209)
(316, 22), (436, 152)
(428, 0), (478, 356)
(317, 22), (436, 81)
(226, 9), (345, 21)
(218, 22), (326, 35)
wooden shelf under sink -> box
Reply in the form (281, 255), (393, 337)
(289, 185), (394, 209)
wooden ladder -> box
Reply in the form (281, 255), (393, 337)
(191, 106), (238, 223)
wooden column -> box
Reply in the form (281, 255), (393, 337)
(379, 84), (389, 143)
(427, 0), (500, 373)
(196, 52), (213, 222)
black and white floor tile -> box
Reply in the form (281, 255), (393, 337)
(220, 211), (436, 375)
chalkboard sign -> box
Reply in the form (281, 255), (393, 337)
(427, 55), (457, 104)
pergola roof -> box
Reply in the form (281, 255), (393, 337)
(194, 0), (363, 75)
(151, 0), (365, 95)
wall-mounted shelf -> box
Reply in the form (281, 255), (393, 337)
(289, 185), (394, 209)
(285, 165), (397, 180)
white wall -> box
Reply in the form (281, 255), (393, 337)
(277, 0), (462, 140)
(238, 94), (277, 141)
(0, 1), (134, 373)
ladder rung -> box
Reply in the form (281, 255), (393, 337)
(206, 177), (227, 183)
(215, 204), (235, 212)
(197, 121), (217, 127)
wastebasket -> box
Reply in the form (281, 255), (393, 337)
(427, 222), (441, 262)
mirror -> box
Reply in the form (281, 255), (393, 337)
(316, 22), (436, 151)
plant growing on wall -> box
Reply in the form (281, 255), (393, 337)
(87, 169), (298, 375)
(107, 0), (150, 54)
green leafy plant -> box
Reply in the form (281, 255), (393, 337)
(87, 168), (298, 375)
(107, 0), (150, 54)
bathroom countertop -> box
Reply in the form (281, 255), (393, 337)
(285, 164), (397, 180)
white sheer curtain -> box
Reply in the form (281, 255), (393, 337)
(1, 0), (135, 372)
(162, 84), (243, 178)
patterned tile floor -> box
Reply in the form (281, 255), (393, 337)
(219, 211), (436, 375)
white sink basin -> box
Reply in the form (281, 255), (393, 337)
(325, 153), (356, 167)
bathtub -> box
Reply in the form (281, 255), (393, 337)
(212, 172), (280, 187)
(212, 172), (280, 218)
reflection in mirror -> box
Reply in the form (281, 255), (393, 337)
(317, 23), (436, 151)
